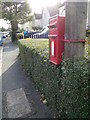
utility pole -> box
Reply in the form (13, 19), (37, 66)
(64, 1), (87, 58)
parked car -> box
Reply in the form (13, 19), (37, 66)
(3, 32), (8, 38)
(0, 36), (3, 45)
(0, 32), (3, 38)
(0, 32), (9, 38)
(33, 27), (49, 38)
(22, 30), (38, 38)
(0, 32), (5, 38)
(5, 32), (9, 37)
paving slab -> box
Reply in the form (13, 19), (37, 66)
(6, 88), (32, 118)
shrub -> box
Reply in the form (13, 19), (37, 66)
(85, 37), (90, 60)
(60, 58), (89, 118)
(18, 39), (89, 118)
(17, 33), (24, 40)
(32, 26), (42, 31)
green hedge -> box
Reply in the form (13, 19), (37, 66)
(18, 39), (89, 118)
(85, 37), (90, 60)
(17, 33), (24, 40)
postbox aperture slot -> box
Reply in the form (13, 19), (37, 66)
(50, 25), (56, 29)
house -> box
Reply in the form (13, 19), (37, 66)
(42, 4), (59, 28)
(19, 21), (32, 30)
(59, 2), (65, 17)
(41, 8), (50, 28)
(32, 13), (42, 28)
(32, 3), (59, 29)
(58, 1), (90, 28)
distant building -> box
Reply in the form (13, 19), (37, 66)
(32, 3), (59, 29)
(59, 2), (65, 17)
(42, 8), (50, 28)
(20, 21), (32, 30)
(59, 1), (89, 29)
(42, 5), (59, 28)
(32, 13), (42, 27)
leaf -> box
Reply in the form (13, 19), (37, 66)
(42, 99), (47, 104)
(61, 66), (65, 70)
(41, 94), (44, 99)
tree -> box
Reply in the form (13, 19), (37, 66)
(64, 1), (87, 58)
(1, 27), (6, 32)
(2, 1), (32, 41)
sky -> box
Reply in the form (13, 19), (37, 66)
(0, 0), (89, 29)
(27, 0), (60, 13)
(0, 19), (10, 29)
(0, 0), (61, 29)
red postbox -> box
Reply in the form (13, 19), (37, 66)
(48, 15), (65, 65)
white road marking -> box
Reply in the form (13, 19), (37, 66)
(0, 46), (3, 120)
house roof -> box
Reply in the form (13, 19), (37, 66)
(42, 3), (59, 17)
(34, 13), (42, 19)
(47, 6), (59, 16)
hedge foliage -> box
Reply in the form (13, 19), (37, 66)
(18, 38), (89, 118)
(17, 33), (24, 40)
(85, 37), (90, 60)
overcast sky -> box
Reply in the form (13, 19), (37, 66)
(0, 0), (89, 29)
(0, 0), (59, 29)
(0, 19), (9, 29)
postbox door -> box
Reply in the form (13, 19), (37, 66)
(48, 15), (65, 65)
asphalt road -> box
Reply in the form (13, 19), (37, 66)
(2, 37), (53, 118)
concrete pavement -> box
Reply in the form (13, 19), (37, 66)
(2, 37), (53, 118)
